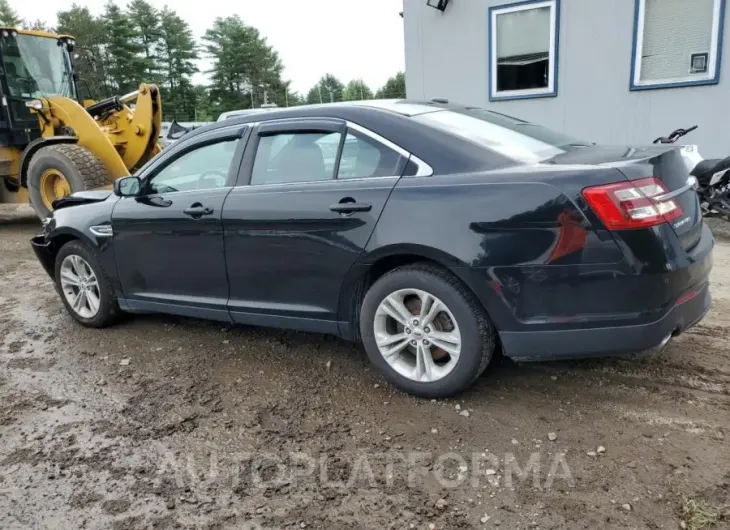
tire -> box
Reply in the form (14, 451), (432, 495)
(28, 144), (107, 219)
(360, 263), (496, 398)
(54, 240), (120, 328)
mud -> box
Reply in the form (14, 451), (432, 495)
(1, 221), (729, 529)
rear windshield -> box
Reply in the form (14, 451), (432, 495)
(413, 108), (592, 164)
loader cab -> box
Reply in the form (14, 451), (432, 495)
(0, 29), (78, 147)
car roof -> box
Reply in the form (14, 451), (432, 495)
(172, 99), (519, 176)
(217, 108), (272, 121)
(190, 99), (450, 137)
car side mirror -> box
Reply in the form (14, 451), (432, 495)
(113, 176), (141, 197)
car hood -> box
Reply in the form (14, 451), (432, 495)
(52, 190), (113, 211)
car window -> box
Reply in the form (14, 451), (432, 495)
(337, 130), (403, 179)
(148, 138), (238, 194)
(413, 108), (592, 164)
(251, 132), (341, 185)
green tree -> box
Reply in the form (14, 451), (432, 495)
(342, 79), (373, 101)
(102, 1), (146, 93)
(286, 91), (305, 106)
(375, 72), (406, 99)
(203, 15), (285, 115)
(192, 84), (213, 121)
(306, 74), (345, 104)
(128, 0), (162, 80)
(57, 4), (110, 99)
(159, 7), (198, 120)
(0, 0), (20, 26)
(26, 19), (52, 31)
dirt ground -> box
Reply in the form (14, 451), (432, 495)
(0, 220), (728, 530)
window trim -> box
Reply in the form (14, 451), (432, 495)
(249, 129), (344, 187)
(345, 122), (433, 177)
(488, 0), (560, 102)
(630, 0), (726, 91)
(238, 119), (434, 188)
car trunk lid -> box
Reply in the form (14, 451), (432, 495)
(549, 145), (702, 251)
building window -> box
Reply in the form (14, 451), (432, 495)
(488, 0), (560, 101)
(632, 0), (726, 90)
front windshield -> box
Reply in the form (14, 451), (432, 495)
(414, 107), (592, 164)
(0, 34), (76, 99)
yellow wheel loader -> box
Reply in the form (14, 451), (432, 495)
(0, 27), (162, 219)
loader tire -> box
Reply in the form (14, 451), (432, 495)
(28, 144), (108, 219)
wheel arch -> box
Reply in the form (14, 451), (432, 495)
(19, 136), (79, 188)
(337, 244), (492, 342)
(42, 226), (102, 273)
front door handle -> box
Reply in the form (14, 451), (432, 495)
(329, 202), (372, 214)
(183, 203), (214, 218)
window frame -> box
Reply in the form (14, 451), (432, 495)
(244, 118), (347, 187)
(237, 118), (433, 188)
(630, 0), (726, 91)
(136, 125), (249, 196)
(488, 0), (561, 102)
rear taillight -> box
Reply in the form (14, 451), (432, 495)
(582, 177), (683, 230)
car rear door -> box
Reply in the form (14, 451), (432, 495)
(222, 118), (410, 332)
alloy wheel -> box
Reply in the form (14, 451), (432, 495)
(59, 255), (101, 319)
(373, 288), (462, 383)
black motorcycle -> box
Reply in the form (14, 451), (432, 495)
(654, 125), (730, 218)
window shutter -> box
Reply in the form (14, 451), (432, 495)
(640, 0), (714, 81)
(496, 6), (551, 64)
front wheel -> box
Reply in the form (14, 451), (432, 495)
(360, 264), (496, 398)
(54, 240), (120, 328)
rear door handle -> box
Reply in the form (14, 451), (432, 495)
(329, 202), (372, 214)
(183, 204), (214, 218)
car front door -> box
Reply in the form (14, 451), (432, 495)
(112, 125), (248, 321)
(222, 118), (410, 333)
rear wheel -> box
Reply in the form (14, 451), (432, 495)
(28, 144), (108, 219)
(54, 240), (120, 328)
(360, 263), (496, 398)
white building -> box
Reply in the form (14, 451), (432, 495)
(403, 0), (730, 156)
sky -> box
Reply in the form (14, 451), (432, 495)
(12, 0), (406, 95)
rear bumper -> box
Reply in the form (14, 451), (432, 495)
(500, 281), (711, 362)
(30, 234), (55, 279)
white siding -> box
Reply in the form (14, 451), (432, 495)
(403, 0), (730, 158)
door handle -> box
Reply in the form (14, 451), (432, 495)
(329, 202), (372, 214)
(183, 204), (214, 218)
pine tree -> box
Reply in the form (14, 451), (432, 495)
(0, 0), (20, 26)
(375, 72), (407, 99)
(306, 74), (345, 104)
(26, 19), (52, 31)
(128, 0), (162, 80)
(57, 4), (110, 99)
(192, 84), (213, 121)
(102, 1), (146, 93)
(159, 7), (198, 120)
(342, 79), (373, 101)
(204, 16), (286, 115)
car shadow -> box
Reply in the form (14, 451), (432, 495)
(110, 311), (667, 403)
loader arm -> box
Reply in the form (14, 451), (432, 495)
(91, 84), (163, 172)
(42, 83), (162, 183)
(44, 96), (130, 181)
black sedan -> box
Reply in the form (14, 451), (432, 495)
(31, 100), (714, 398)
